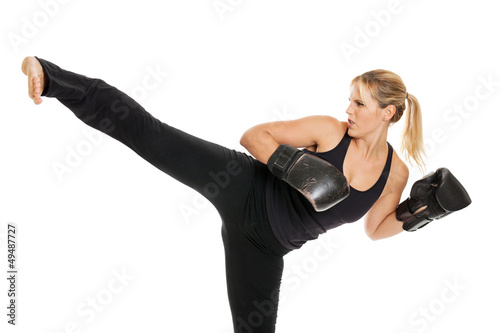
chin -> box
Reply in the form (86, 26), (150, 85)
(347, 126), (359, 138)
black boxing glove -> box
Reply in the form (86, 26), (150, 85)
(396, 168), (471, 231)
(267, 145), (350, 212)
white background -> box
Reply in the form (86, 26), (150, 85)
(1, 0), (499, 332)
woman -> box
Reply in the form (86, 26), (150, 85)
(21, 56), (469, 332)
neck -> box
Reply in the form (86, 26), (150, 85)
(351, 125), (389, 159)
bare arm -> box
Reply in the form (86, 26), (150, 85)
(240, 115), (344, 164)
(364, 157), (409, 240)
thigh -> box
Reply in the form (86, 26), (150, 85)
(222, 223), (285, 333)
(82, 79), (258, 206)
(37, 57), (259, 209)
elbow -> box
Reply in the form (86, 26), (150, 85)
(366, 227), (401, 241)
(366, 226), (386, 241)
(365, 225), (379, 241)
(239, 128), (253, 149)
(240, 125), (278, 164)
(366, 230), (379, 241)
(240, 125), (269, 149)
(367, 233), (383, 241)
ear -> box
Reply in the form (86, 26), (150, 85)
(383, 105), (396, 121)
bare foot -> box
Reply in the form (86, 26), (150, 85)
(21, 56), (45, 105)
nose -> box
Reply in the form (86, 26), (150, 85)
(346, 104), (353, 116)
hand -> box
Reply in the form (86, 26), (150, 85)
(396, 168), (471, 231)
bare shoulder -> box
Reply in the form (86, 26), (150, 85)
(305, 115), (346, 151)
(303, 115), (344, 130)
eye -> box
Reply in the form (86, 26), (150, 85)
(349, 98), (364, 107)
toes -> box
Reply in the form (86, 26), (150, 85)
(31, 74), (39, 85)
(30, 74), (41, 100)
(25, 61), (44, 105)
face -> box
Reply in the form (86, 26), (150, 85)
(346, 83), (393, 138)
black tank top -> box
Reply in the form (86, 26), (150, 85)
(265, 129), (393, 250)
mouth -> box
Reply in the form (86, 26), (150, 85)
(347, 119), (355, 127)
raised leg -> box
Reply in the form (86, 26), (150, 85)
(22, 56), (258, 208)
(22, 56), (289, 332)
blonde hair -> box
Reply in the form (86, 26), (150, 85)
(351, 69), (425, 172)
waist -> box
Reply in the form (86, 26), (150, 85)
(249, 162), (292, 256)
(265, 173), (346, 250)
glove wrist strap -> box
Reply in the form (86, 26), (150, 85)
(396, 198), (433, 232)
(267, 145), (302, 180)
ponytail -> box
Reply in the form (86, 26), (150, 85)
(402, 93), (426, 172)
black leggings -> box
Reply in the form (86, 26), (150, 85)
(36, 57), (290, 332)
